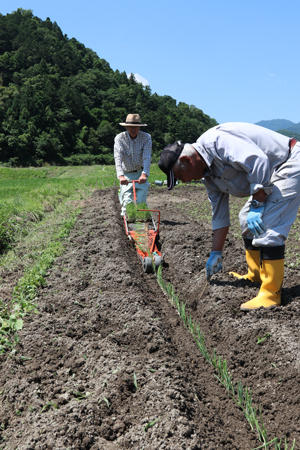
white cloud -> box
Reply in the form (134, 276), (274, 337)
(127, 72), (150, 86)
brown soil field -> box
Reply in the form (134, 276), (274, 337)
(0, 185), (299, 449)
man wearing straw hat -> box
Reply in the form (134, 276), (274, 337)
(114, 113), (152, 215)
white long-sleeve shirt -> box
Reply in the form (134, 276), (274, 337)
(192, 122), (291, 230)
(114, 131), (152, 177)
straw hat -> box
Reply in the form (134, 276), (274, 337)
(119, 113), (147, 127)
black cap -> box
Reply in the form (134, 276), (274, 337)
(158, 141), (184, 190)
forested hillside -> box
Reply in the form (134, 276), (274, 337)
(256, 119), (300, 140)
(0, 9), (217, 166)
(279, 130), (300, 141)
(255, 119), (296, 131)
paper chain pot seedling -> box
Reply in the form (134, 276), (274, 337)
(123, 180), (163, 273)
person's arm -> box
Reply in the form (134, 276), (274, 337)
(114, 135), (129, 185)
(212, 226), (229, 251)
(203, 180), (230, 279)
(141, 133), (152, 178)
(114, 135), (125, 178)
(205, 179), (230, 231)
(206, 226), (229, 279)
(138, 172), (148, 184)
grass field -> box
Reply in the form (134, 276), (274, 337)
(0, 165), (298, 448)
(0, 164), (166, 252)
(0, 163), (167, 351)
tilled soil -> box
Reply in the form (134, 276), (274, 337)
(0, 185), (299, 449)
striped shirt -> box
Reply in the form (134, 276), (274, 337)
(114, 131), (152, 177)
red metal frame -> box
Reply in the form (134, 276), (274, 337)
(123, 180), (162, 264)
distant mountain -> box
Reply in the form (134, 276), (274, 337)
(255, 119), (296, 131)
(278, 130), (300, 141)
(256, 119), (300, 140)
(284, 123), (300, 134)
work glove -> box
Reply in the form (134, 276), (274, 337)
(206, 251), (222, 280)
(247, 205), (265, 237)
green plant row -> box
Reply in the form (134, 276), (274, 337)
(0, 210), (78, 353)
(126, 202), (152, 223)
(155, 266), (296, 450)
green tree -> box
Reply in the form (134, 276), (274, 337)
(0, 9), (217, 166)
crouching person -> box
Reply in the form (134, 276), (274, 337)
(158, 122), (300, 311)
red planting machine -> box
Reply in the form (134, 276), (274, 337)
(123, 180), (163, 273)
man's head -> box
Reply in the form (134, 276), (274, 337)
(158, 142), (207, 190)
(119, 113), (147, 139)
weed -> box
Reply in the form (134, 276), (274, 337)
(101, 397), (110, 408)
(72, 391), (91, 400)
(144, 418), (159, 432)
(41, 402), (58, 412)
(19, 355), (32, 362)
(257, 333), (271, 345)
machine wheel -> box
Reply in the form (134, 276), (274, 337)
(154, 255), (162, 269)
(142, 257), (153, 273)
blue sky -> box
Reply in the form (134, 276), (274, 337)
(1, 0), (300, 124)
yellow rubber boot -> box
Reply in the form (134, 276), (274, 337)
(229, 249), (260, 283)
(240, 259), (284, 310)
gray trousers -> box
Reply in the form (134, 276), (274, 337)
(239, 143), (300, 247)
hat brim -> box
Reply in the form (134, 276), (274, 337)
(119, 123), (147, 127)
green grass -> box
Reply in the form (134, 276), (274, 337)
(0, 164), (118, 351)
(0, 163), (165, 251)
(0, 164), (118, 252)
(0, 163), (166, 350)
(0, 162), (164, 269)
(0, 209), (79, 353)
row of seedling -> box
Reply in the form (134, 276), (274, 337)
(0, 212), (78, 353)
(156, 266), (296, 450)
(126, 202), (152, 223)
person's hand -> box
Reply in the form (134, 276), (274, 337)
(247, 205), (265, 237)
(119, 175), (129, 185)
(206, 251), (222, 280)
(138, 173), (147, 184)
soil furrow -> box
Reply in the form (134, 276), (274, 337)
(0, 187), (263, 449)
(149, 185), (300, 446)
